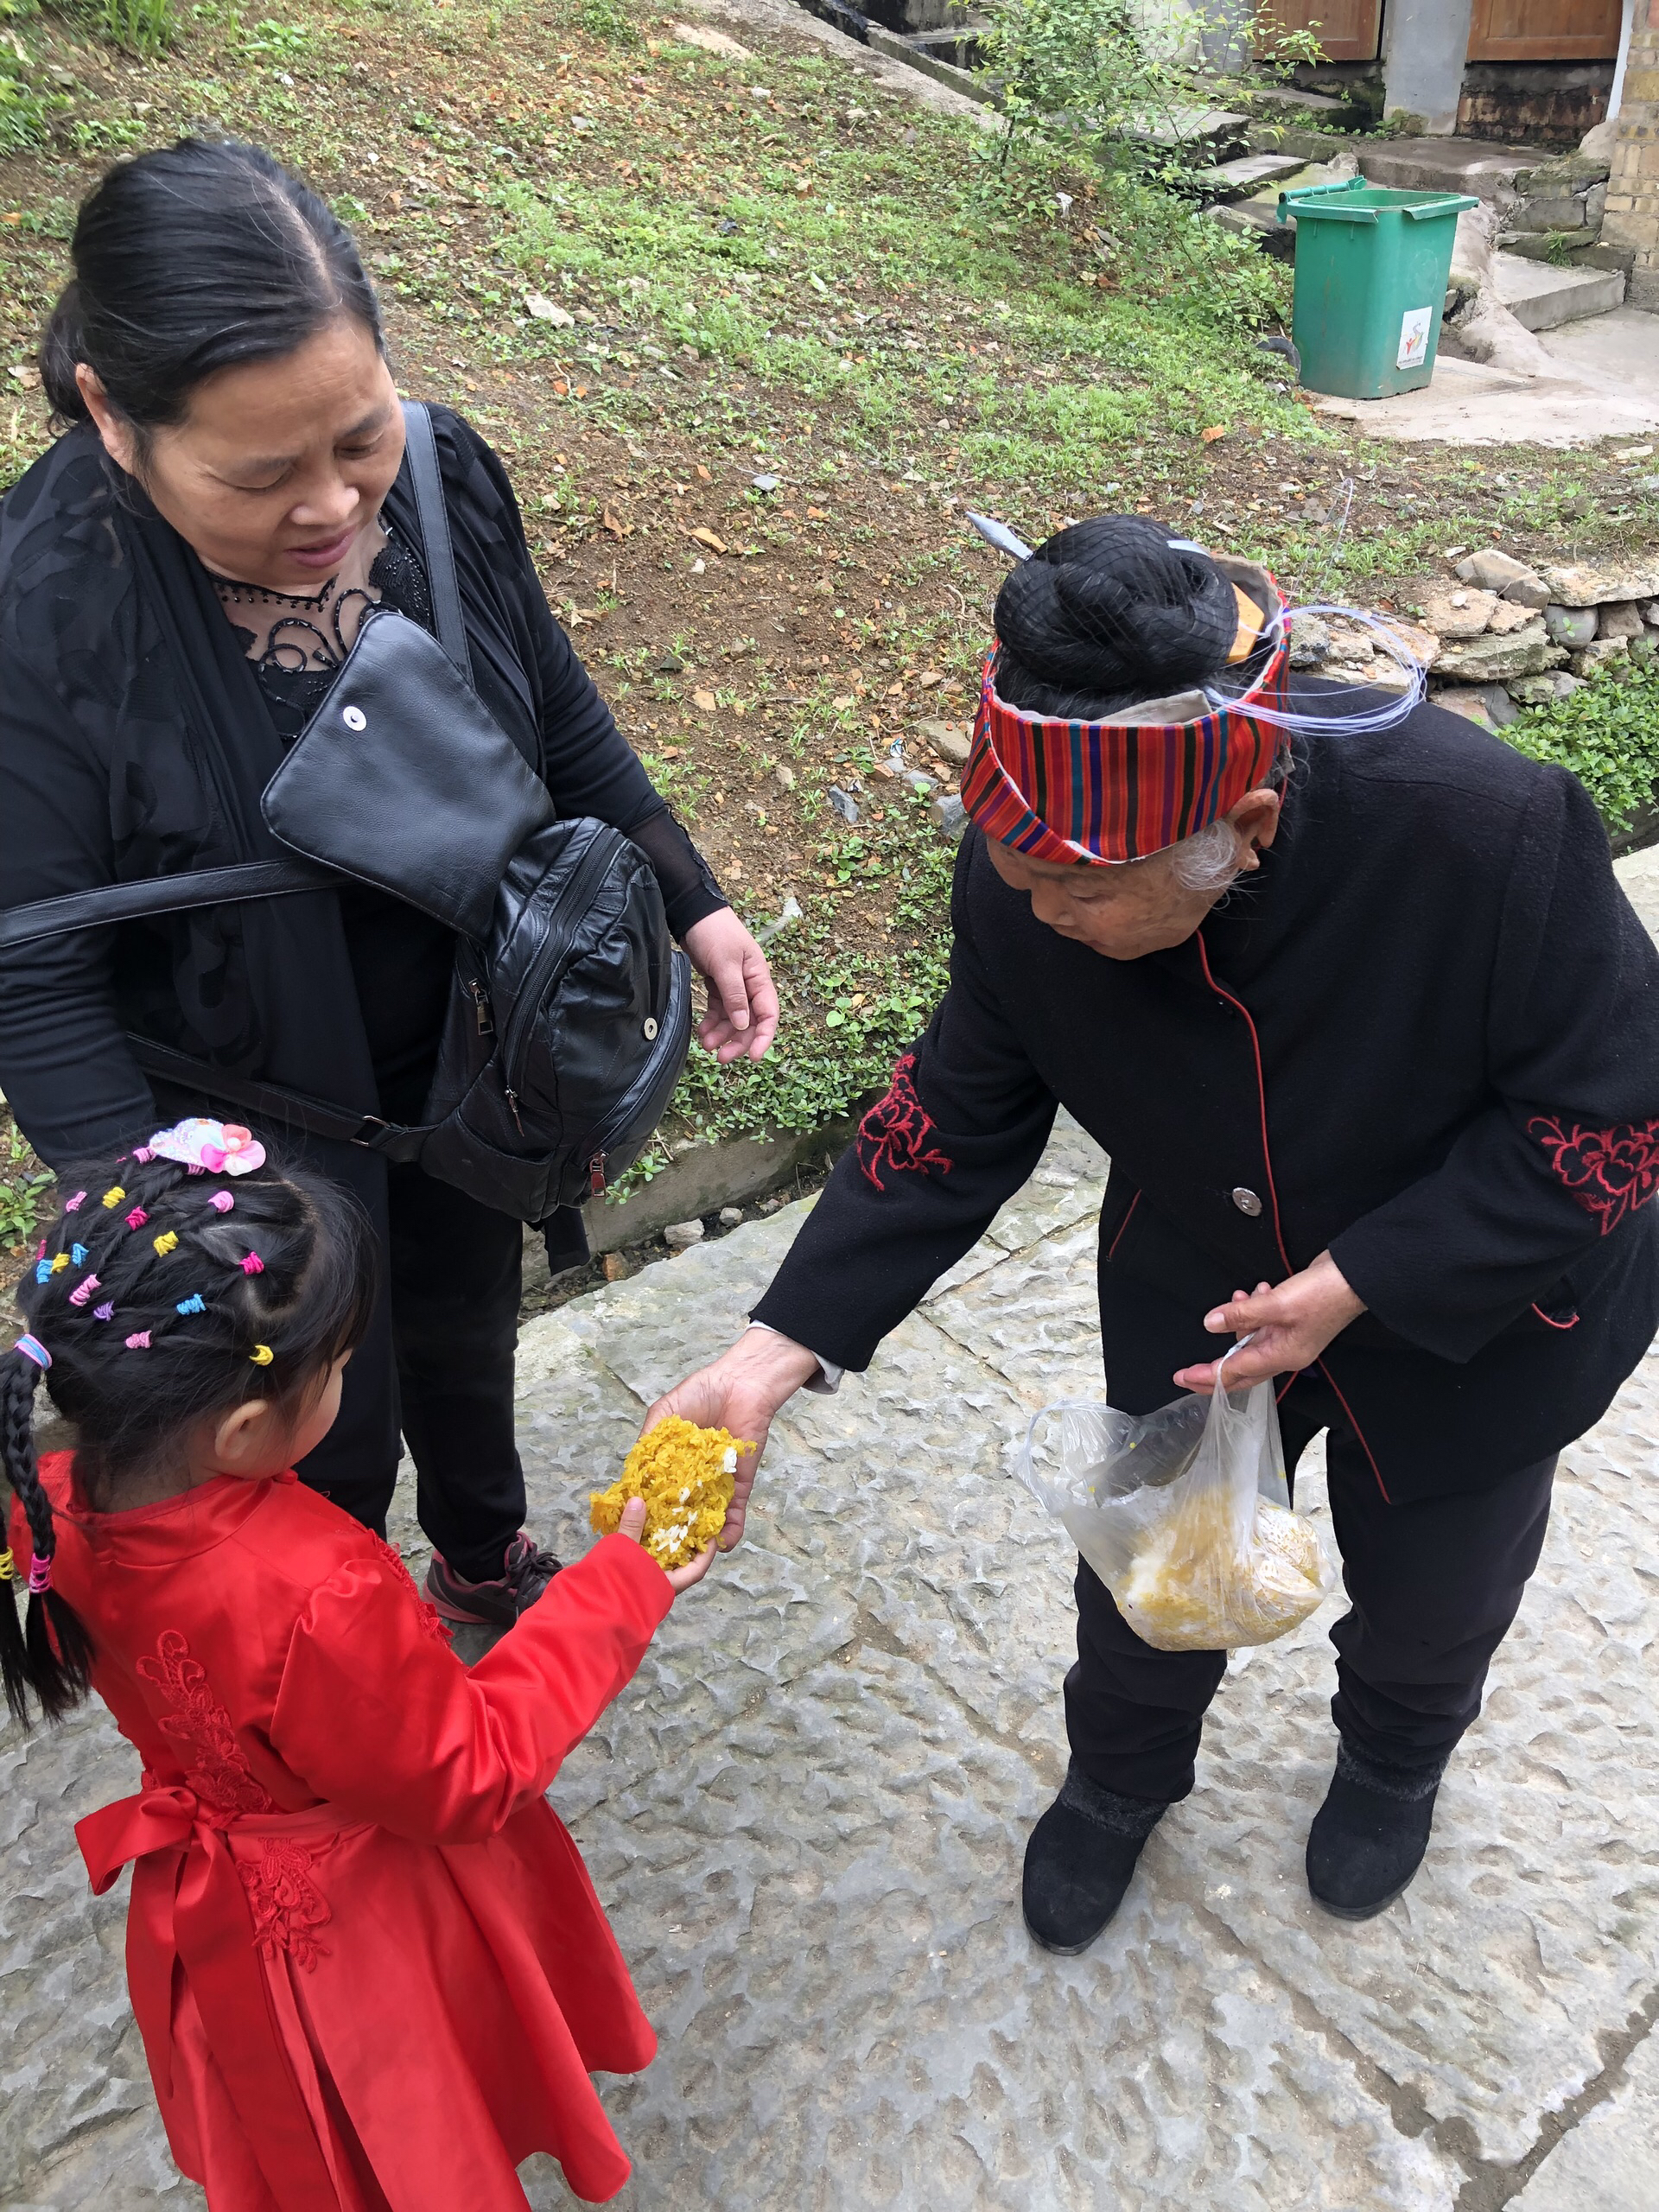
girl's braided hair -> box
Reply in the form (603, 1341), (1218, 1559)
(1, 1147), (375, 1726)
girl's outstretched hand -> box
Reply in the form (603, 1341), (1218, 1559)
(616, 1495), (717, 1594)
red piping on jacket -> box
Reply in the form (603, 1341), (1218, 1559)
(1106, 1190), (1141, 1262)
(1531, 1301), (1580, 1332)
(1194, 928), (1392, 1506)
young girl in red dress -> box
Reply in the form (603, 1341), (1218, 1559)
(2, 1121), (710, 2212)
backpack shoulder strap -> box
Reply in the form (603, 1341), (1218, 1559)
(401, 401), (474, 687)
(0, 858), (340, 955)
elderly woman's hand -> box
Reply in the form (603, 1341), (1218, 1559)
(1173, 1251), (1366, 1394)
(683, 908), (779, 1063)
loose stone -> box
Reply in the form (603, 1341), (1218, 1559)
(1545, 605), (1599, 647)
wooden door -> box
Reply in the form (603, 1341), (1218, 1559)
(1254, 1), (1383, 63)
(1466, 0), (1623, 60)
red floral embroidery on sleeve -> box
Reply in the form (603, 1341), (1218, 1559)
(856, 1051), (954, 1193)
(372, 1533), (454, 1647)
(136, 1630), (278, 1817)
(1529, 1114), (1659, 1235)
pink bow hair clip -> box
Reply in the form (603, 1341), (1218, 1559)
(146, 1118), (266, 1178)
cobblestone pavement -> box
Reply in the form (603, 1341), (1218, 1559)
(7, 880), (1659, 2208)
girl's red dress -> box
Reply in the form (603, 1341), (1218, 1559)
(11, 1454), (674, 2211)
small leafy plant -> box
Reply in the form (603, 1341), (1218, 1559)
(1503, 662), (1659, 835)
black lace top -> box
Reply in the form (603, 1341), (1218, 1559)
(214, 527), (435, 744)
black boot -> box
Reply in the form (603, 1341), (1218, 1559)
(1306, 1742), (1444, 1921)
(1022, 1767), (1167, 1955)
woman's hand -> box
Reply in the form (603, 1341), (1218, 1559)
(683, 909), (779, 1064)
(616, 1495), (717, 1593)
(1173, 1251), (1365, 1394)
(640, 1327), (822, 1550)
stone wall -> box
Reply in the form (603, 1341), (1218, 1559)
(1604, 0), (1659, 308)
(1458, 62), (1614, 150)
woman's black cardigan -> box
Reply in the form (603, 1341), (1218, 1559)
(753, 698), (1659, 1503)
(0, 410), (722, 1179)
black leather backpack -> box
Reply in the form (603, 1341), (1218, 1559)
(0, 404), (691, 1222)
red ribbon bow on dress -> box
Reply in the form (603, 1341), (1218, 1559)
(77, 1784), (339, 2205)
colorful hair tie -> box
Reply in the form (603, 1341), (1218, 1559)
(92, 1302), (115, 1322)
(175, 1293), (206, 1316)
(35, 1260), (52, 1284)
(125, 1207), (149, 1230)
(240, 1252), (264, 1275)
(33, 1240), (46, 1262)
(27, 1554), (53, 1596)
(250, 1344), (275, 1366)
(125, 1331), (151, 1350)
(153, 1230), (179, 1257)
(101, 1186), (125, 1210)
(13, 1335), (52, 1371)
(0, 1548), (12, 1582)
(70, 1243), (88, 1267)
(63, 1192), (86, 1213)
(48, 1253), (70, 1276)
(132, 1147), (154, 1162)
(68, 1274), (100, 1308)
(209, 1192), (235, 1214)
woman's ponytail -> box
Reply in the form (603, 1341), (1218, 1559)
(37, 278), (91, 426)
(0, 1345), (93, 1726)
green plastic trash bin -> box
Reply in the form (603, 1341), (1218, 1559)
(1276, 177), (1479, 401)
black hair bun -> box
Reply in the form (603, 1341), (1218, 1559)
(994, 515), (1240, 721)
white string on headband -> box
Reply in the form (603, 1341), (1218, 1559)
(1205, 604), (1427, 735)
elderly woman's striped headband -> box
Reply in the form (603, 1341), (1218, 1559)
(959, 517), (1424, 867)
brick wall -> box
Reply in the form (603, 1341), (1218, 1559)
(1605, 0), (1659, 307)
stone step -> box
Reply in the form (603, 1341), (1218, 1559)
(1493, 251), (1627, 332)
(1357, 136), (1547, 202)
(1194, 151), (1312, 200)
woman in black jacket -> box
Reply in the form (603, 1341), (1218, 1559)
(0, 141), (777, 1626)
(649, 518), (1659, 1944)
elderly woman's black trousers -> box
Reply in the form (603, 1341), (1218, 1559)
(295, 1160), (528, 1583)
(1066, 1376), (1558, 1806)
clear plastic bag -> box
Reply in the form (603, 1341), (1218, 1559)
(1016, 1349), (1338, 1651)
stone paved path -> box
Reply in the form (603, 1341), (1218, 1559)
(7, 872), (1659, 2207)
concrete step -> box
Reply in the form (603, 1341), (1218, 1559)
(1194, 151), (1311, 200)
(1493, 251), (1627, 332)
(1357, 136), (1546, 201)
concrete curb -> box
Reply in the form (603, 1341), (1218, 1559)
(582, 1115), (858, 1251)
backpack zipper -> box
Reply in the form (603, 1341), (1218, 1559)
(469, 979), (494, 1036)
(499, 830), (623, 1109)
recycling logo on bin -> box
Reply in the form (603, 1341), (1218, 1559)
(1396, 307), (1433, 372)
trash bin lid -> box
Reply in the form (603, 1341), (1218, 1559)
(1277, 177), (1480, 225)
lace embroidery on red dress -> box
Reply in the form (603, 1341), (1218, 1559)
(135, 1630), (277, 1816)
(238, 1840), (331, 1970)
(1528, 1114), (1659, 1235)
(371, 1533), (454, 1646)
(857, 1052), (954, 1193)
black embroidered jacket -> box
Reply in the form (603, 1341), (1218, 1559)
(752, 697), (1659, 1503)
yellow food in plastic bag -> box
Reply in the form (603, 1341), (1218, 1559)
(1120, 1484), (1329, 1651)
(589, 1416), (754, 1569)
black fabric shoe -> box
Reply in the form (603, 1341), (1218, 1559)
(1022, 1769), (1167, 1955)
(1306, 1743), (1443, 1921)
(425, 1533), (563, 1628)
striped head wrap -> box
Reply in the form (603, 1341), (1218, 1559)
(962, 568), (1292, 866)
